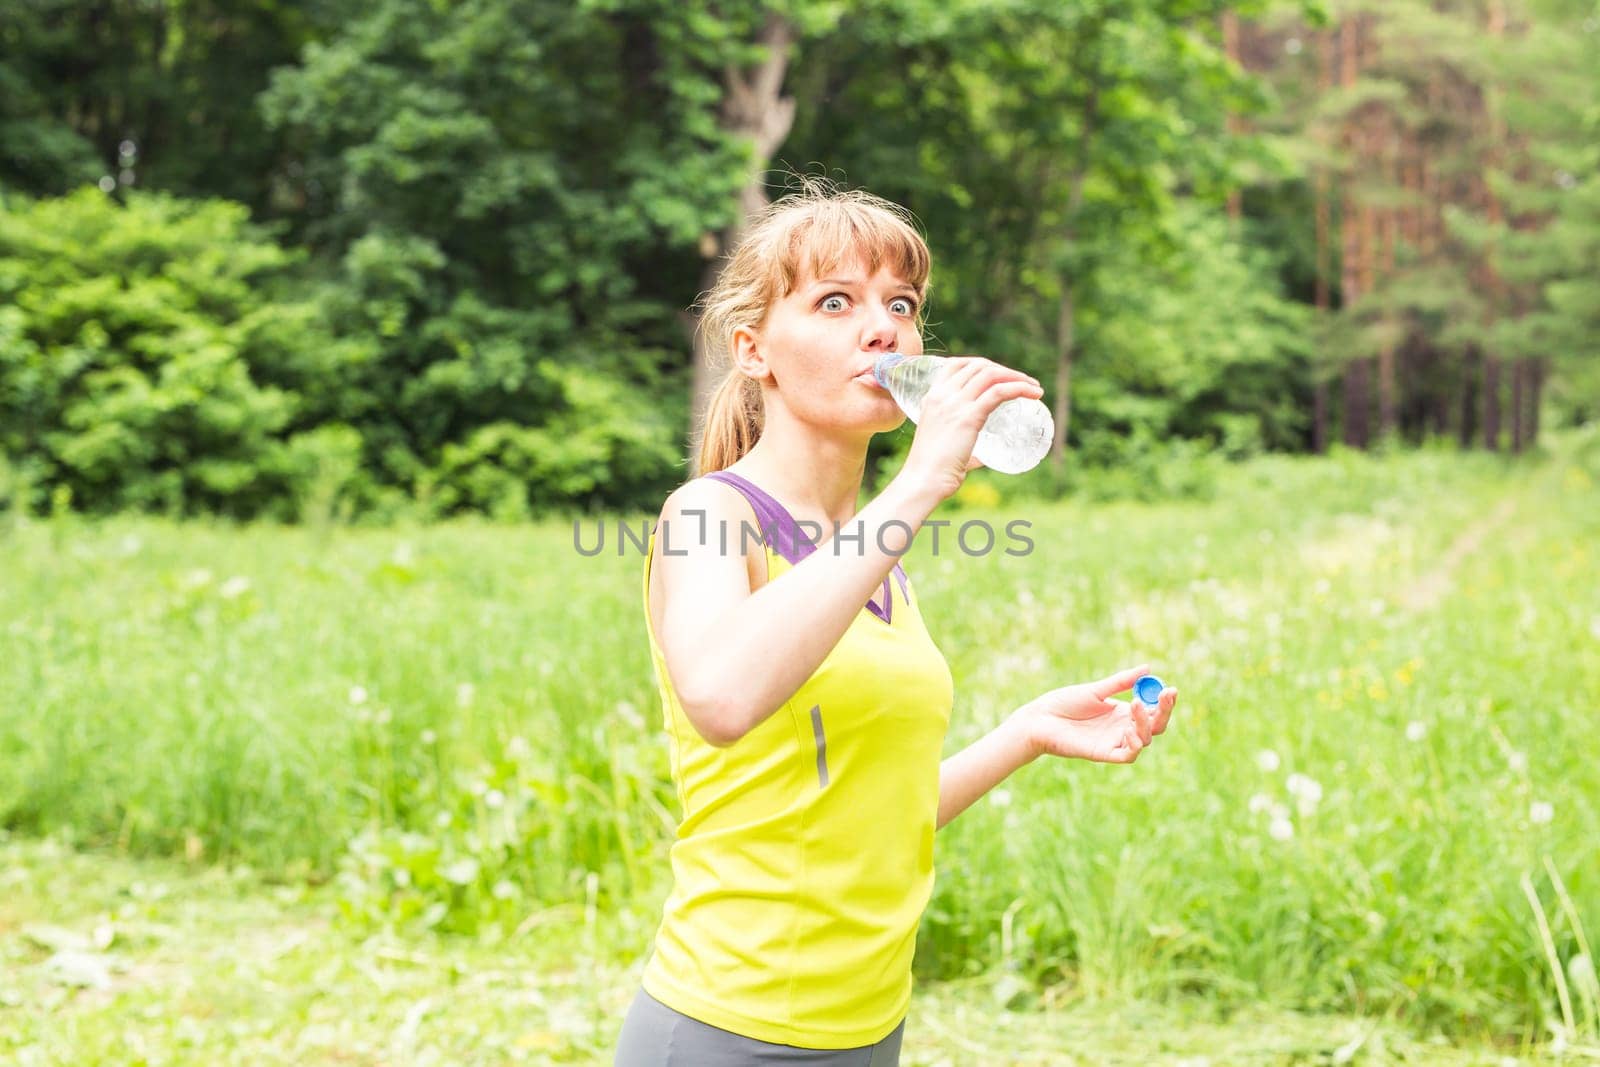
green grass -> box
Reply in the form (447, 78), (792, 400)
(0, 835), (1575, 1064)
(3, 431), (1599, 1058)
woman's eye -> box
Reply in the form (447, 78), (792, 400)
(890, 297), (916, 316)
(821, 295), (848, 312)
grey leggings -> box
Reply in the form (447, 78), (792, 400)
(613, 988), (905, 1066)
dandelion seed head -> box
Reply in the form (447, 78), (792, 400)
(1405, 720), (1426, 742)
(1256, 749), (1281, 773)
(1530, 801), (1554, 825)
(1286, 773), (1323, 815)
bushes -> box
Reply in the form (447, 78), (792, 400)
(0, 188), (686, 520)
(0, 190), (321, 517)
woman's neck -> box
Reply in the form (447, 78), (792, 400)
(732, 420), (870, 529)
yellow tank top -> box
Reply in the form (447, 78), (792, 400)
(639, 469), (955, 1049)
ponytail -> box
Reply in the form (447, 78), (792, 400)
(697, 369), (764, 474)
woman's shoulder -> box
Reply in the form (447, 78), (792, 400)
(651, 474), (774, 572)
(657, 472), (760, 528)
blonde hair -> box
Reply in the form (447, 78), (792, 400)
(695, 179), (932, 474)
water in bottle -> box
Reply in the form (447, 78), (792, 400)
(872, 353), (1054, 475)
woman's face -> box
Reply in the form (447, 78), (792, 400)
(733, 256), (925, 435)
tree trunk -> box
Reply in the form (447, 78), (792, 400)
(1223, 10), (1243, 225)
(1482, 353), (1501, 451)
(1344, 358), (1371, 449)
(1511, 359), (1525, 452)
(686, 16), (797, 476)
(1337, 15), (1369, 449)
(1530, 357), (1546, 445)
(1457, 350), (1476, 448)
(1312, 27), (1333, 455)
(1049, 79), (1102, 464)
(1376, 120), (1398, 440)
(1052, 287), (1075, 459)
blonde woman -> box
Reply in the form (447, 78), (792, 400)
(616, 183), (1177, 1065)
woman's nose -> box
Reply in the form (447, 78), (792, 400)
(861, 306), (899, 350)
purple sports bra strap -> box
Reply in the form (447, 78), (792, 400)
(701, 469), (909, 622)
(702, 469), (811, 563)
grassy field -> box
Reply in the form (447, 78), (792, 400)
(0, 835), (1577, 1064)
(3, 432), (1598, 1062)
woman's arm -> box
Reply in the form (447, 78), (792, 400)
(936, 669), (1176, 830)
(936, 712), (1036, 830)
(655, 471), (943, 746)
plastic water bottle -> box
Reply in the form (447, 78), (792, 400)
(872, 352), (1054, 475)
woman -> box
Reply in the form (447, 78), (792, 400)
(616, 182), (1177, 1066)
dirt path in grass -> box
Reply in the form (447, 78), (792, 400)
(1398, 490), (1523, 613)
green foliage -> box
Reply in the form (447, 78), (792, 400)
(0, 0), (1592, 514)
(0, 190), (324, 517)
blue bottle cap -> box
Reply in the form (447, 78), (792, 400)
(1133, 675), (1165, 708)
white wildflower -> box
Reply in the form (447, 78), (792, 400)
(1256, 750), (1281, 773)
(455, 682), (476, 709)
(492, 880), (517, 901)
(348, 685), (368, 706)
(1508, 750), (1527, 774)
(1530, 801), (1554, 825)
(507, 736), (532, 761)
(1285, 773), (1323, 816)
(219, 576), (251, 599)
(991, 788), (1012, 809)
(1248, 792), (1274, 815)
(1405, 720), (1426, 743)
(1269, 816), (1295, 841)
(484, 789), (505, 810)
(420, 729), (437, 746)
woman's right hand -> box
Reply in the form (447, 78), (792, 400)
(898, 356), (1045, 503)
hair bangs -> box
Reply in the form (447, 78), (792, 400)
(770, 198), (930, 302)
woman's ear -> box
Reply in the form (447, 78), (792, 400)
(731, 324), (770, 382)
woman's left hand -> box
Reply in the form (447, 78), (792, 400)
(1011, 664), (1177, 764)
